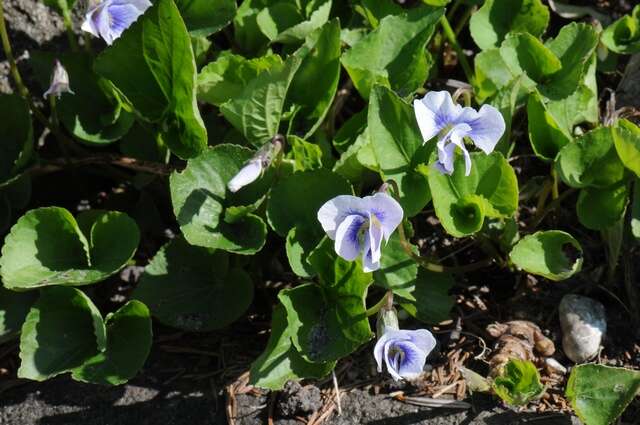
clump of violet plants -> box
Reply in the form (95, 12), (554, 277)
(0, 0), (639, 423)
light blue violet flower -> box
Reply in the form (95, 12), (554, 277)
(413, 91), (505, 176)
(43, 60), (74, 99)
(317, 192), (403, 272)
(374, 328), (437, 381)
(81, 0), (152, 45)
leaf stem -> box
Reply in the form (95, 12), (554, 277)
(528, 188), (577, 230)
(439, 15), (475, 86)
(61, 8), (79, 52)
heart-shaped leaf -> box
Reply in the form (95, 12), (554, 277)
(509, 231), (582, 281)
(18, 287), (106, 381)
(613, 119), (640, 178)
(170, 144), (269, 254)
(399, 269), (454, 325)
(0, 208), (140, 290)
(577, 181), (629, 231)
(556, 126), (625, 189)
(174, 0), (236, 37)
(469, 0), (550, 50)
(601, 5), (640, 54)
(250, 305), (334, 390)
(428, 152), (519, 237)
(566, 364), (640, 425)
(133, 237), (253, 332)
(72, 300), (152, 385)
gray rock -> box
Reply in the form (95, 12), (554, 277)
(276, 381), (323, 418)
(559, 294), (606, 363)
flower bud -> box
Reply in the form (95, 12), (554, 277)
(43, 60), (74, 99)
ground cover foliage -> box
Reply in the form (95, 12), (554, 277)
(0, 0), (639, 423)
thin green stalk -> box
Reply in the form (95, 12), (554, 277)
(453, 5), (475, 37)
(62, 9), (79, 52)
(439, 15), (475, 85)
(384, 179), (495, 274)
(366, 291), (392, 317)
(0, 0), (28, 99)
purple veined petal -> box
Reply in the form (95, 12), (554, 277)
(382, 339), (404, 381)
(367, 213), (384, 265)
(102, 2), (146, 44)
(227, 159), (262, 193)
(364, 193), (403, 241)
(317, 195), (367, 240)
(465, 104), (506, 155)
(394, 340), (428, 379)
(82, 1), (111, 40)
(334, 214), (366, 262)
(43, 60), (74, 99)
(413, 91), (462, 143)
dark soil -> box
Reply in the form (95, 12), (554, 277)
(0, 0), (639, 424)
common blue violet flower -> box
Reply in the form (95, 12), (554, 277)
(413, 91), (505, 176)
(81, 0), (152, 45)
(317, 193), (403, 272)
(43, 60), (74, 99)
(228, 139), (282, 193)
(374, 328), (437, 381)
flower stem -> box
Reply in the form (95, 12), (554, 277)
(61, 9), (79, 52)
(439, 15), (475, 86)
(0, 0), (28, 99)
(366, 291), (393, 317)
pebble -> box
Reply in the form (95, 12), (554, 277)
(559, 294), (606, 363)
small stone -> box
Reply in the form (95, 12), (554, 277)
(559, 294), (606, 363)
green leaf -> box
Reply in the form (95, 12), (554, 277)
(499, 33), (561, 84)
(526, 91), (572, 161)
(174, 0), (236, 37)
(286, 19), (341, 138)
(18, 287), (106, 381)
(72, 300), (152, 385)
(341, 6), (443, 99)
(399, 269), (454, 324)
(632, 179), (640, 240)
(373, 233), (418, 300)
(492, 359), (545, 406)
(197, 51), (282, 106)
(601, 5), (640, 54)
(0, 286), (37, 343)
(368, 85), (432, 217)
(0, 208), (139, 290)
(250, 305), (334, 390)
(428, 152), (519, 237)
(289, 136), (323, 171)
(613, 119), (640, 178)
(307, 237), (372, 288)
(170, 145), (268, 254)
(279, 280), (372, 363)
(234, 0), (271, 55)
(267, 169), (351, 238)
(220, 53), (302, 146)
(285, 226), (317, 277)
(469, 0), (549, 50)
(541, 22), (599, 100)
(94, 0), (207, 159)
(577, 181), (629, 231)
(509, 230), (583, 281)
(260, 0), (332, 44)
(0, 94), (33, 184)
(133, 237), (253, 331)
(355, 0), (403, 28)
(31, 52), (134, 145)
(556, 126), (626, 189)
(566, 364), (640, 425)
